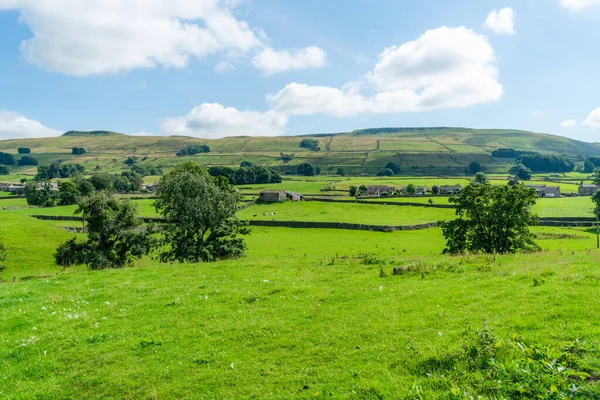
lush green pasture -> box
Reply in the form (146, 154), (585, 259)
(534, 197), (596, 218)
(239, 201), (456, 225)
(0, 213), (83, 280)
(2, 250), (600, 398)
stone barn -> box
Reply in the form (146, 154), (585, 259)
(259, 190), (287, 202)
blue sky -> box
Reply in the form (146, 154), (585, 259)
(0, 0), (600, 142)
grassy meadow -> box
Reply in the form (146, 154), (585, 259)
(3, 161), (600, 397)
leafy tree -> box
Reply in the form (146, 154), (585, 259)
(58, 181), (80, 206)
(431, 185), (440, 195)
(299, 139), (320, 152)
(385, 162), (401, 175)
(516, 166), (532, 181)
(0, 165), (9, 175)
(377, 168), (394, 177)
(55, 192), (155, 270)
(359, 185), (368, 196)
(468, 162), (483, 174)
(77, 180), (96, 197)
(176, 145), (210, 157)
(584, 160), (596, 173)
(440, 183), (540, 255)
(18, 148), (31, 154)
(87, 174), (115, 192)
(17, 156), (39, 166)
(25, 181), (59, 207)
(0, 152), (15, 165)
(124, 156), (137, 165)
(240, 161), (253, 168)
(209, 166), (281, 185)
(337, 167), (346, 176)
(406, 184), (416, 194)
(154, 162), (250, 263)
(72, 147), (87, 155)
(474, 172), (488, 184)
(349, 185), (358, 197)
(297, 163), (315, 176)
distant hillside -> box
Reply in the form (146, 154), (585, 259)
(0, 128), (598, 177)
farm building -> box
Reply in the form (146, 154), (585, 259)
(367, 185), (396, 196)
(415, 186), (428, 195)
(259, 190), (304, 202)
(578, 183), (600, 196)
(0, 183), (24, 194)
(526, 184), (561, 198)
(439, 185), (462, 195)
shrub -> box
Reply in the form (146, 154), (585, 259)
(72, 147), (87, 155)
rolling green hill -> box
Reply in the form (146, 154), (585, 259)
(1, 127), (598, 178)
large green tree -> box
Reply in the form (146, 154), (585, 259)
(154, 162), (250, 263)
(55, 192), (155, 270)
(440, 182), (540, 255)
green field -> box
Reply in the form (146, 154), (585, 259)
(4, 149), (600, 398)
(239, 201), (455, 225)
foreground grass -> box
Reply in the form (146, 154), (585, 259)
(2, 253), (600, 398)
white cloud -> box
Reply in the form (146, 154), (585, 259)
(532, 110), (544, 117)
(484, 8), (516, 35)
(252, 46), (327, 74)
(268, 26), (502, 116)
(582, 107), (600, 128)
(0, 110), (62, 139)
(561, 119), (578, 127)
(267, 83), (371, 116)
(0, 0), (324, 76)
(560, 0), (600, 11)
(161, 103), (287, 138)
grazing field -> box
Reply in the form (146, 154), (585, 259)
(2, 250), (600, 398)
(239, 201), (456, 225)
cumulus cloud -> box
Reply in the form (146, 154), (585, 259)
(268, 26), (502, 116)
(561, 119), (578, 127)
(560, 0), (600, 10)
(165, 26), (503, 138)
(582, 107), (600, 128)
(161, 103), (287, 138)
(252, 46), (327, 74)
(267, 83), (371, 116)
(0, 0), (325, 76)
(0, 110), (62, 139)
(484, 8), (516, 35)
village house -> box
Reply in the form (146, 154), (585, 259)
(415, 186), (428, 195)
(367, 185), (396, 196)
(259, 190), (304, 202)
(439, 185), (462, 195)
(0, 182), (25, 194)
(578, 182), (600, 197)
(526, 184), (561, 198)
